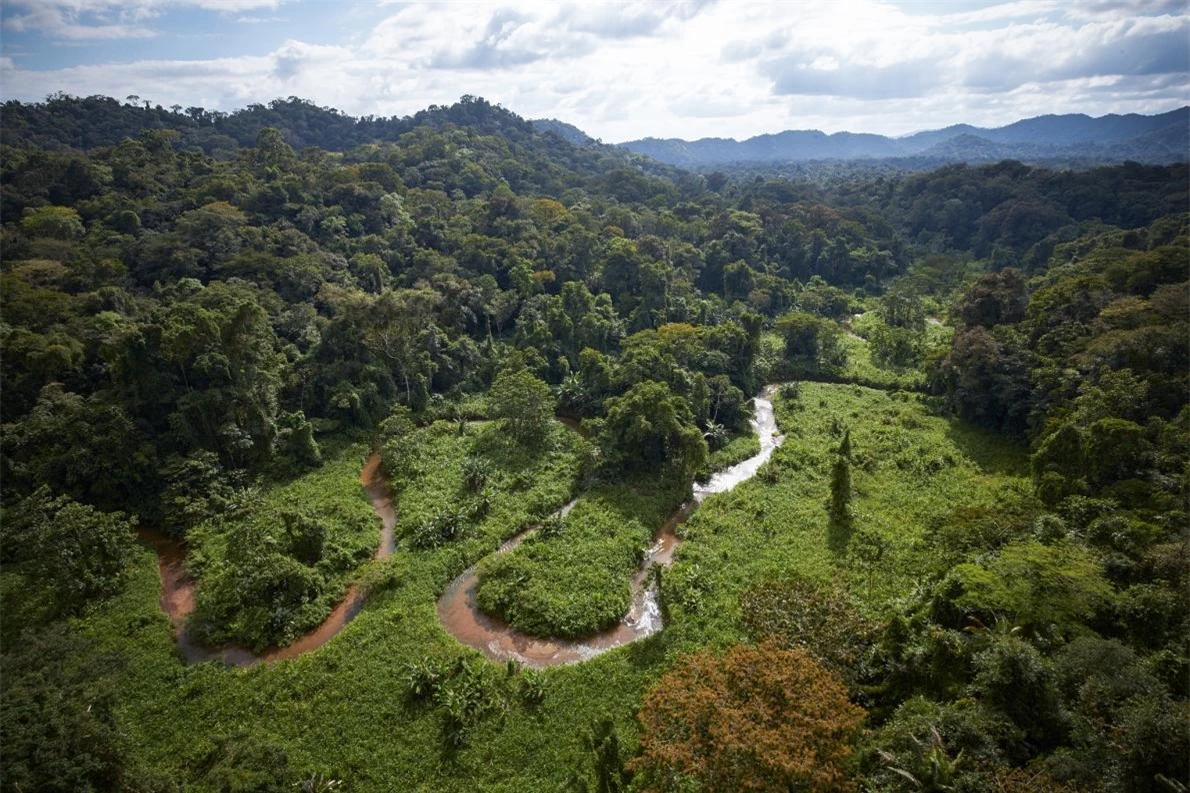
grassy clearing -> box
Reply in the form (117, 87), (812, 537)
(660, 381), (1029, 650)
(475, 477), (685, 637)
(51, 383), (1028, 792)
(384, 418), (587, 550)
(843, 313), (953, 391)
(837, 333), (927, 391)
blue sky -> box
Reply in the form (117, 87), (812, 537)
(1, 0), (1186, 141)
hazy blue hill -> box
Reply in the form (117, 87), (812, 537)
(977, 108), (1188, 145)
(748, 130), (902, 159)
(896, 123), (981, 152)
(618, 106), (1189, 166)
(916, 133), (1018, 161)
(1098, 121), (1190, 161)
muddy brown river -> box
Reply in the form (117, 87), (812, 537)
(149, 389), (782, 667)
(144, 453), (396, 666)
(436, 386), (784, 667)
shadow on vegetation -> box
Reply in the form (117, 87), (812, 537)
(826, 518), (854, 555)
(615, 629), (671, 671)
(943, 421), (1029, 478)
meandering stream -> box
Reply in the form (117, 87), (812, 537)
(148, 388), (782, 668)
(436, 386), (784, 667)
(143, 453), (396, 666)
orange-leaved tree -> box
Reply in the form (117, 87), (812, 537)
(629, 641), (866, 792)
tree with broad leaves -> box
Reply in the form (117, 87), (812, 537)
(630, 642), (866, 792)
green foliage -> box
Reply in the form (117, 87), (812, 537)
(403, 656), (450, 701)
(387, 418), (584, 553)
(1051, 636), (1188, 787)
(20, 205), (85, 240)
(520, 668), (548, 706)
(573, 717), (631, 793)
(186, 445), (376, 650)
(970, 635), (1068, 753)
(411, 657), (507, 748)
(739, 576), (875, 678)
(863, 697), (1015, 793)
(934, 325), (1032, 434)
(489, 366), (555, 447)
(775, 310), (847, 374)
(408, 506), (469, 549)
(2, 487), (137, 615)
(598, 381), (708, 482)
(192, 731), (293, 793)
(159, 450), (242, 534)
(1085, 417), (1149, 488)
(828, 429), (854, 550)
(871, 321), (926, 369)
(475, 481), (679, 637)
(1, 383), (158, 513)
(1031, 423), (1087, 505)
(191, 529), (327, 651)
(273, 411), (322, 475)
(460, 456), (491, 493)
(878, 724), (966, 792)
(948, 540), (1113, 638)
(0, 625), (133, 792)
(956, 269), (1028, 328)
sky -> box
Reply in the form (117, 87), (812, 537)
(1, 0), (1187, 142)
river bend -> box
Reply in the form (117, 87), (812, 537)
(436, 386), (784, 667)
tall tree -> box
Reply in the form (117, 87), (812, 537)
(488, 366), (554, 447)
(630, 642), (866, 792)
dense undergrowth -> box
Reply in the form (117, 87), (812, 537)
(475, 477), (685, 637)
(184, 442), (377, 651)
(382, 418), (586, 551)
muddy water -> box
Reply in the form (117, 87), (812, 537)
(436, 386), (785, 667)
(143, 452), (396, 666)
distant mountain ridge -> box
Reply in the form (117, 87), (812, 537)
(605, 107), (1189, 167)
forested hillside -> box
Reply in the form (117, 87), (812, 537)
(1, 94), (1186, 793)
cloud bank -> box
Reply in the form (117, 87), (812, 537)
(1, 0), (1186, 141)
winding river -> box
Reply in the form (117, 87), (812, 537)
(143, 453), (396, 666)
(436, 386), (784, 668)
(149, 388), (782, 668)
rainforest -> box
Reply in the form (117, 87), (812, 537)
(0, 94), (1187, 793)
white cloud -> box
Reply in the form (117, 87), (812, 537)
(1, 0), (1186, 139)
(3, 3), (156, 39)
(189, 0), (279, 10)
(1, 0), (283, 39)
(236, 15), (286, 24)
